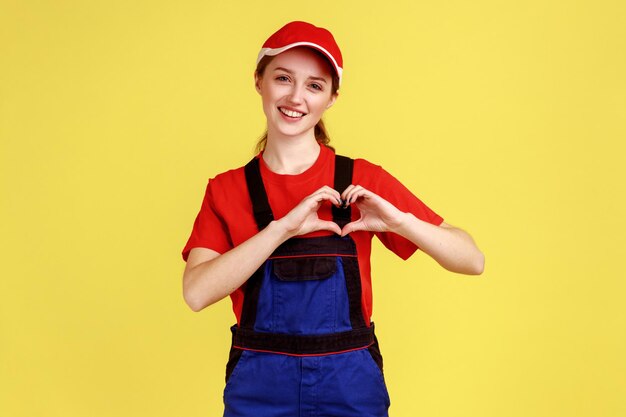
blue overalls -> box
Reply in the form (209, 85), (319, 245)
(223, 155), (391, 417)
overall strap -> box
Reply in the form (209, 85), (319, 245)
(244, 153), (354, 230)
(244, 157), (274, 231)
(332, 154), (354, 228)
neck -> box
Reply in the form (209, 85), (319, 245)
(263, 131), (321, 175)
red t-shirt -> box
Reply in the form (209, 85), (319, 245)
(182, 144), (444, 323)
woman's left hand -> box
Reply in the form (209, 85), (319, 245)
(339, 185), (407, 236)
(340, 184), (485, 275)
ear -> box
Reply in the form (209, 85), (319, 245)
(325, 91), (339, 109)
(254, 72), (262, 95)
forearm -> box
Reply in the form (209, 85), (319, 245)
(184, 186), (345, 311)
(393, 213), (484, 275)
(184, 220), (291, 311)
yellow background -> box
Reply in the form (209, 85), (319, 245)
(1, 1), (624, 416)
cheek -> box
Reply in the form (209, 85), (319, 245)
(312, 96), (332, 113)
(260, 87), (281, 106)
(261, 100), (273, 119)
(260, 91), (275, 113)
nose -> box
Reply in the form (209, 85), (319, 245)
(286, 84), (305, 104)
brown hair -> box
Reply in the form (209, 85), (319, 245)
(254, 50), (340, 153)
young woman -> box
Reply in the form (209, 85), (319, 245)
(182, 21), (484, 417)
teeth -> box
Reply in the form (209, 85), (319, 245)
(280, 107), (304, 118)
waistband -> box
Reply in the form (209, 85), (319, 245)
(230, 323), (376, 356)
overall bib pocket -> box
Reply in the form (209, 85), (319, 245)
(273, 256), (336, 281)
(268, 256), (344, 335)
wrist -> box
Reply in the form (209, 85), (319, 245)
(267, 218), (295, 242)
(390, 211), (414, 235)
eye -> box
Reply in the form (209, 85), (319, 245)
(309, 83), (323, 91)
(275, 75), (290, 82)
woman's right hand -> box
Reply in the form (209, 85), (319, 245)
(184, 187), (342, 311)
(276, 185), (343, 238)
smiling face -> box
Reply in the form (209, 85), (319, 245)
(255, 47), (338, 142)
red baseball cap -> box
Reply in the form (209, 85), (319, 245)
(256, 21), (343, 86)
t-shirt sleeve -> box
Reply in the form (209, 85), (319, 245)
(181, 179), (233, 262)
(364, 163), (444, 260)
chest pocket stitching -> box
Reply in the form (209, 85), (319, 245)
(273, 257), (337, 281)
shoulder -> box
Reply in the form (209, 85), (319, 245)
(346, 154), (412, 196)
(204, 157), (256, 200)
(347, 155), (386, 185)
(353, 157), (383, 175)
(211, 165), (246, 186)
(332, 151), (383, 176)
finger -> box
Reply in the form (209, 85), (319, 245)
(330, 188), (343, 206)
(305, 194), (343, 214)
(350, 186), (381, 205)
(340, 184), (356, 202)
(344, 186), (369, 205)
(321, 185), (342, 201)
(340, 219), (364, 236)
(309, 190), (336, 201)
(340, 184), (360, 208)
(311, 191), (343, 206)
(315, 220), (342, 235)
(312, 187), (342, 206)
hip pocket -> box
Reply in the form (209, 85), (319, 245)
(363, 348), (391, 408)
(224, 348), (248, 389)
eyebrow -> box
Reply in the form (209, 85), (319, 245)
(273, 67), (328, 84)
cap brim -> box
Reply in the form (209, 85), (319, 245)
(256, 42), (343, 86)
